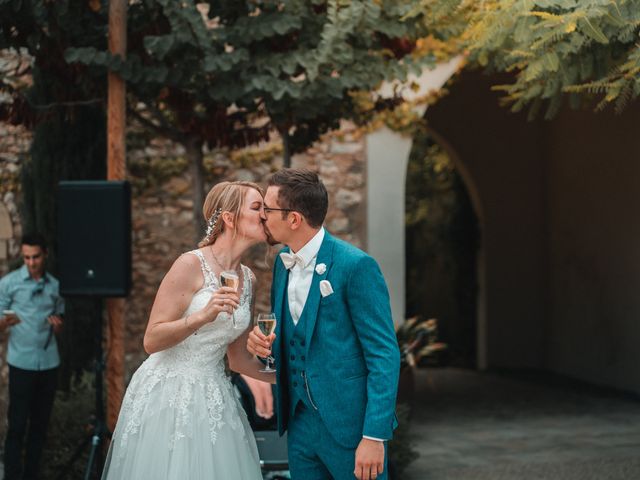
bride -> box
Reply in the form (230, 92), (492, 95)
(102, 181), (274, 480)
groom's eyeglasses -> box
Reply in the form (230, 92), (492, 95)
(262, 206), (294, 214)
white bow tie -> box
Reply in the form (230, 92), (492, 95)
(280, 252), (304, 270)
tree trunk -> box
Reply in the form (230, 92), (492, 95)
(106, 0), (127, 436)
(278, 125), (291, 168)
(186, 137), (206, 243)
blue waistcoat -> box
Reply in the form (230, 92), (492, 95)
(281, 290), (315, 420)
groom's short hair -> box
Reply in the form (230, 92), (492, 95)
(268, 169), (328, 228)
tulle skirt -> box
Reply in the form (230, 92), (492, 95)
(101, 359), (262, 480)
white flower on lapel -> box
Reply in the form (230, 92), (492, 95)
(315, 263), (327, 275)
(319, 279), (334, 297)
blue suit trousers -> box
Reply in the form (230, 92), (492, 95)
(288, 404), (388, 480)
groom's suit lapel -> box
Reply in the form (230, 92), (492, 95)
(272, 250), (290, 435)
(303, 233), (335, 355)
(273, 248), (289, 367)
(271, 247), (289, 377)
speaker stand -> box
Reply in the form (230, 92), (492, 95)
(55, 305), (110, 480)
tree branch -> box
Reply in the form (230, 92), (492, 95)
(127, 103), (185, 143)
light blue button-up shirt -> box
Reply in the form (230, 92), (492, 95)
(0, 265), (65, 370)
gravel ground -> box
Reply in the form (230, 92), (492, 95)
(404, 368), (640, 480)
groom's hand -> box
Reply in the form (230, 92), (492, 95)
(247, 326), (275, 358)
(354, 438), (385, 480)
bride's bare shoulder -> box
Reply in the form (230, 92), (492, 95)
(160, 251), (202, 286)
(179, 249), (204, 262)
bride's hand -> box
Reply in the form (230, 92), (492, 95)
(202, 286), (240, 322)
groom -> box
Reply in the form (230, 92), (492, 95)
(248, 169), (400, 480)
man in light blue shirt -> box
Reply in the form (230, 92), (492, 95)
(0, 233), (64, 480)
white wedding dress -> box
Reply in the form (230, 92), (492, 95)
(102, 250), (262, 480)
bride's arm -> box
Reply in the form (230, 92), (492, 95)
(227, 272), (276, 384)
(143, 254), (237, 354)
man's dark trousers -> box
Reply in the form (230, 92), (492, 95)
(4, 365), (57, 480)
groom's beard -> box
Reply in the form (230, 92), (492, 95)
(262, 222), (280, 246)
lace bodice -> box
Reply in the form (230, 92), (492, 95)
(111, 250), (255, 457)
(149, 249), (253, 372)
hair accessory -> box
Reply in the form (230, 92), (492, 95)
(204, 207), (223, 243)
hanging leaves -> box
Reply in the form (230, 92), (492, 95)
(462, 0), (640, 115)
(406, 0), (640, 116)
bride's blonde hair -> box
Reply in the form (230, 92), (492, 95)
(198, 181), (264, 248)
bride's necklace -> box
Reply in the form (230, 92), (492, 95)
(209, 246), (240, 274)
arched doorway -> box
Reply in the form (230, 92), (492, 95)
(366, 124), (487, 368)
(405, 131), (480, 367)
(366, 57), (487, 368)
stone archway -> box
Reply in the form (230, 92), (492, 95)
(366, 126), (487, 369)
(424, 129), (487, 369)
(365, 58), (488, 369)
(405, 128), (483, 368)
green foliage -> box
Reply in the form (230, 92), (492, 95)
(406, 141), (457, 227)
(229, 142), (283, 169)
(63, 0), (431, 155)
(0, 0), (107, 116)
(405, 0), (474, 51)
(464, 0), (640, 117)
(1, 0), (435, 236)
(1, 0), (432, 237)
(406, 0), (640, 116)
(128, 154), (189, 193)
(405, 135), (478, 366)
(21, 103), (107, 248)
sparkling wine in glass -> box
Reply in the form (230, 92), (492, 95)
(257, 313), (277, 373)
(220, 270), (240, 327)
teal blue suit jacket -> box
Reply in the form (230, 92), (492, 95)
(271, 232), (400, 448)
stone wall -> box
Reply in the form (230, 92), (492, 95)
(0, 123), (30, 444)
(0, 124), (27, 268)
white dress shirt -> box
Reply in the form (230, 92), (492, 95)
(286, 227), (325, 325)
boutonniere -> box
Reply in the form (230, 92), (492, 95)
(315, 263), (327, 275)
(319, 279), (334, 297)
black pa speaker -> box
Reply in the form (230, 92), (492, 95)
(57, 181), (131, 297)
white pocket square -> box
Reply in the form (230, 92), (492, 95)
(319, 279), (334, 297)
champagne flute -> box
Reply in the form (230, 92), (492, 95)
(220, 270), (240, 327)
(256, 313), (277, 373)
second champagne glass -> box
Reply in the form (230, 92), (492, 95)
(220, 270), (239, 327)
(256, 313), (277, 373)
